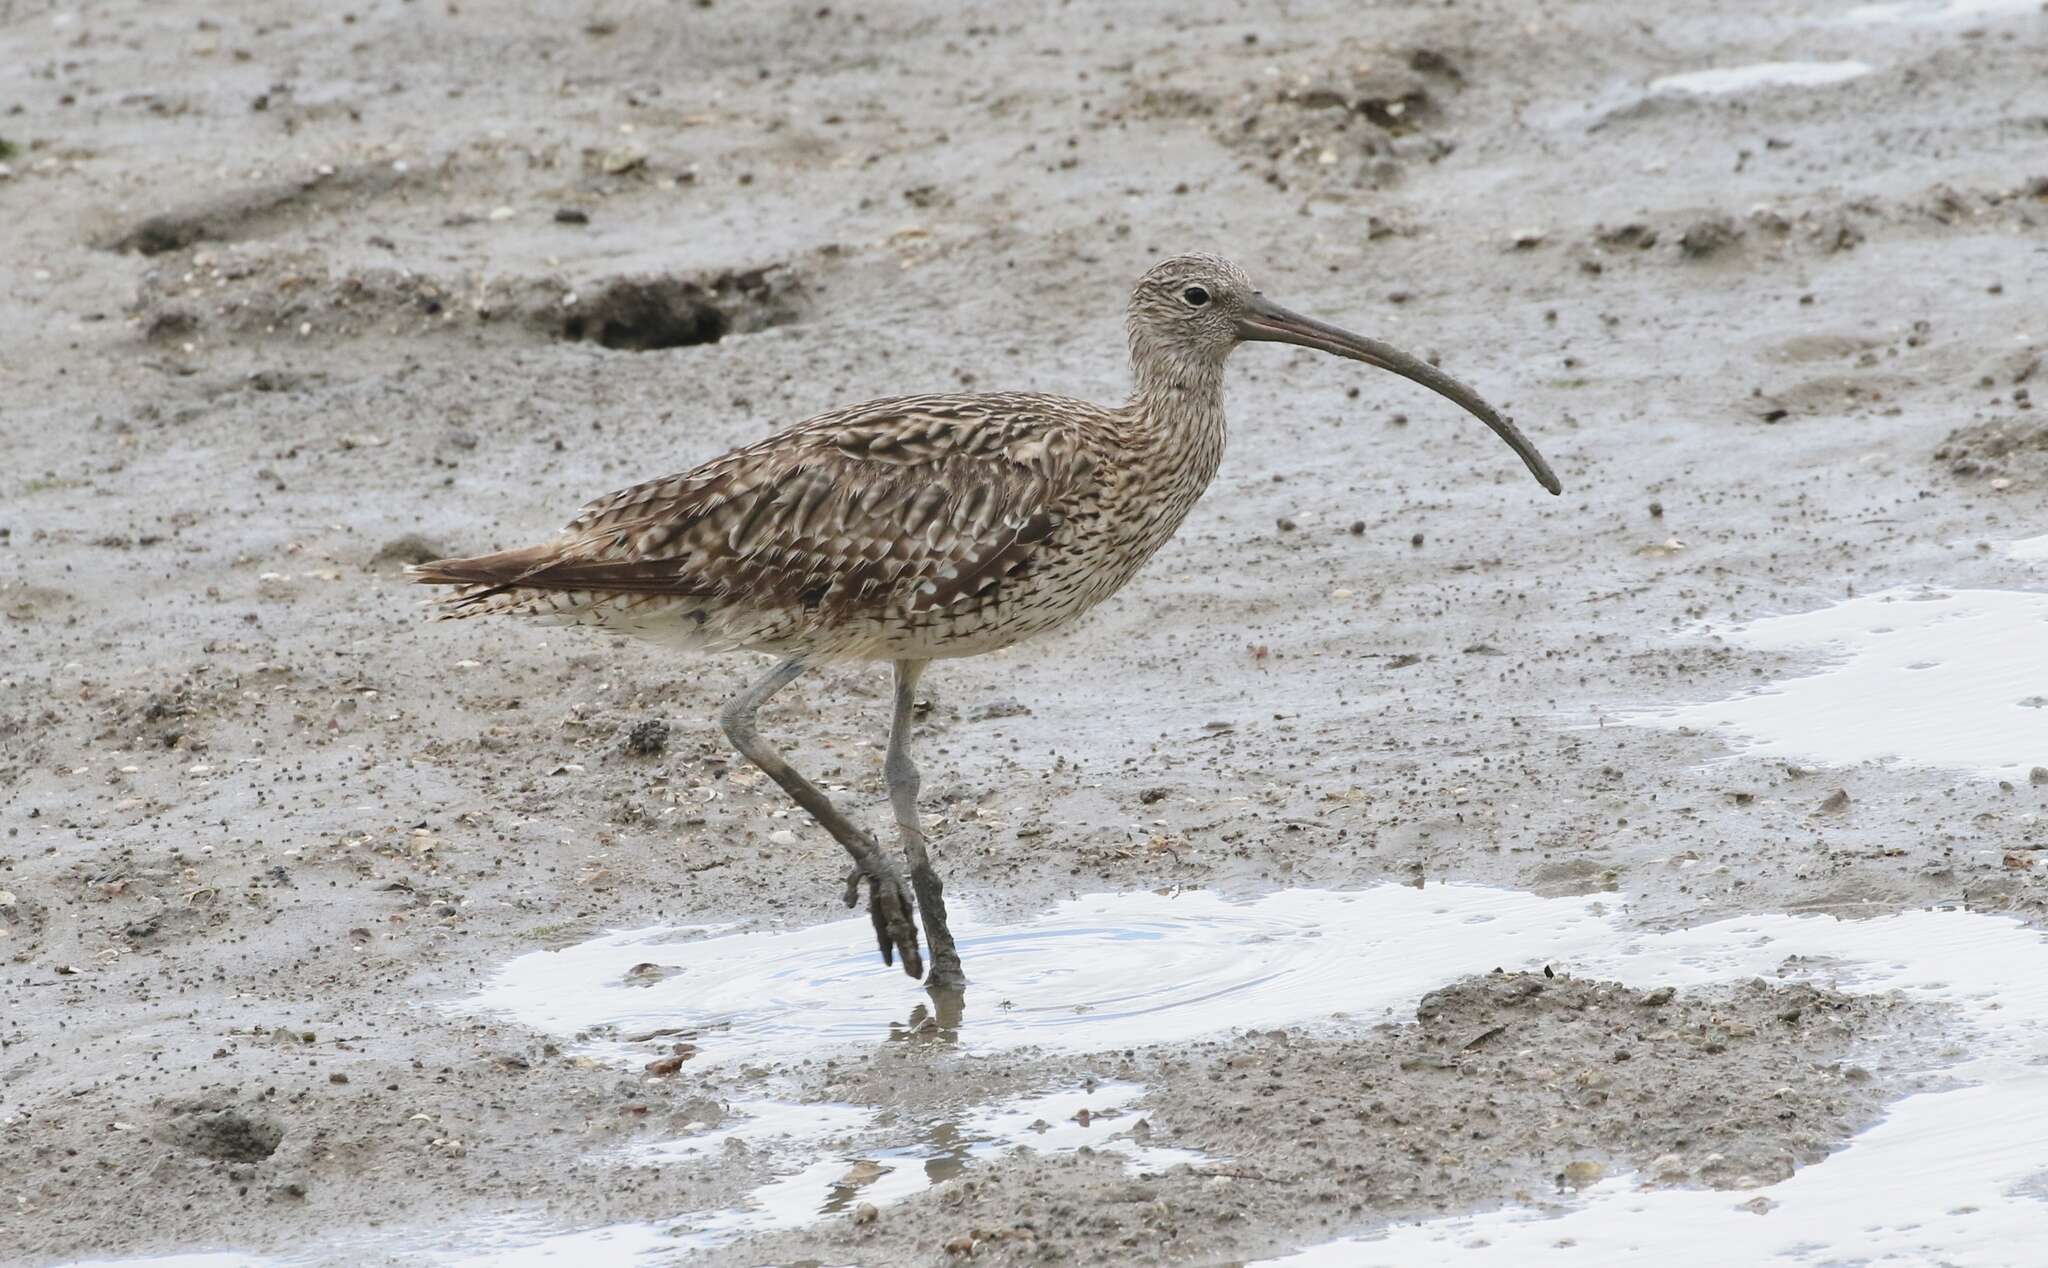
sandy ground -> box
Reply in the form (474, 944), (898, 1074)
(3, 0), (2046, 1264)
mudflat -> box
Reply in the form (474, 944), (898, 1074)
(3, 1), (2045, 1265)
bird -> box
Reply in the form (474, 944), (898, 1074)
(407, 253), (1561, 994)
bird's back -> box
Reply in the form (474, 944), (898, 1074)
(411, 390), (1208, 662)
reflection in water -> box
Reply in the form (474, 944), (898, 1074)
(887, 987), (967, 1045)
(425, 1082), (1204, 1266)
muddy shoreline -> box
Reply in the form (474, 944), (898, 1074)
(4, 0), (2046, 1264)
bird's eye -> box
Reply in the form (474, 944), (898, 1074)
(1182, 286), (1211, 307)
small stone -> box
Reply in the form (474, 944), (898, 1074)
(487, 206), (516, 222)
(853, 1201), (879, 1225)
(768, 828), (799, 847)
(600, 145), (647, 175)
(1650, 1152), (1687, 1180)
(1638, 985), (1675, 1007)
(1817, 788), (1851, 814)
(554, 207), (591, 224)
(1559, 1160), (1604, 1190)
(2030, 766), (2048, 786)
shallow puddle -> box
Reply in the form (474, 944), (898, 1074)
(78, 885), (2048, 1264)
(2009, 533), (2048, 562)
(455, 885), (1621, 1065)
(1622, 586), (2048, 776)
(1844, 0), (2042, 21)
(429, 1082), (1201, 1266)
(451, 885), (2048, 1265)
(1257, 904), (2048, 1268)
(1648, 60), (1872, 95)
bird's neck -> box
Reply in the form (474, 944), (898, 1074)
(1128, 350), (1228, 464)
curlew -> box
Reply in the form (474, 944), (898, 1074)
(409, 254), (1561, 993)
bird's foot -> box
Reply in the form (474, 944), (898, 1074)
(904, 862), (966, 992)
(849, 860), (922, 979)
(924, 951), (967, 994)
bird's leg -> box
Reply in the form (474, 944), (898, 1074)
(889, 659), (966, 991)
(720, 657), (922, 978)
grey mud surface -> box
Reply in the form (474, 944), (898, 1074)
(2, 0), (2044, 1264)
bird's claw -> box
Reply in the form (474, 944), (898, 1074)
(863, 867), (923, 979)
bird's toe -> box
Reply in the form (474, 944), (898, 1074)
(865, 873), (923, 979)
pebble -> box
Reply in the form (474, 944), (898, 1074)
(600, 145), (647, 175)
(853, 1201), (878, 1225)
(768, 829), (798, 847)
(1559, 1160), (1604, 1189)
(488, 206), (516, 222)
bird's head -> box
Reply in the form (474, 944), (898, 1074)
(1127, 253), (1561, 496)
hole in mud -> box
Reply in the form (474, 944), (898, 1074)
(125, 254), (803, 351)
(160, 1106), (284, 1162)
(557, 270), (793, 352)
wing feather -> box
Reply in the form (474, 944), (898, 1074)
(415, 395), (1103, 621)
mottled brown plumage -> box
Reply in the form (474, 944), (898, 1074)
(410, 254), (1561, 993)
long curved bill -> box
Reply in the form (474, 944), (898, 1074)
(1237, 294), (1563, 496)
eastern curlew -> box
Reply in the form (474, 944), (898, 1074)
(409, 254), (1561, 993)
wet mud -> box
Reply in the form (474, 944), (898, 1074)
(4, 0), (2047, 1264)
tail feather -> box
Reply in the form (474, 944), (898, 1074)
(407, 545), (566, 619)
(406, 544), (555, 588)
